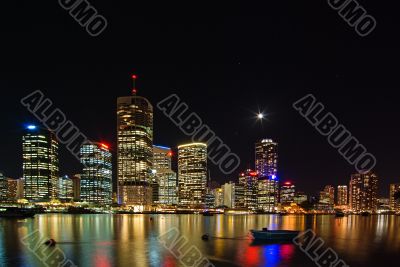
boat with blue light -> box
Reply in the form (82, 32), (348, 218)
(250, 228), (300, 241)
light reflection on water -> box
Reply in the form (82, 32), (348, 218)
(0, 214), (399, 267)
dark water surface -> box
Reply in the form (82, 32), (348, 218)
(1, 214), (399, 267)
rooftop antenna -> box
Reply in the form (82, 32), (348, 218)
(132, 74), (138, 95)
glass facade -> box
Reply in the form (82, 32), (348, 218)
(117, 95), (153, 209)
(280, 182), (296, 204)
(337, 185), (348, 206)
(349, 172), (378, 213)
(23, 127), (59, 202)
(239, 170), (258, 211)
(178, 143), (207, 208)
(80, 143), (112, 205)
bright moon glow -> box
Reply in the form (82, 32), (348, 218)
(257, 113), (264, 119)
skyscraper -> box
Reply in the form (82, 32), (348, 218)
(178, 143), (207, 208)
(222, 181), (236, 208)
(389, 183), (400, 213)
(153, 145), (177, 206)
(255, 139), (279, 212)
(58, 175), (74, 202)
(349, 172), (379, 213)
(280, 182), (296, 204)
(239, 170), (258, 211)
(23, 125), (59, 202)
(80, 142), (112, 205)
(324, 185), (335, 205)
(117, 83), (153, 210)
(337, 185), (348, 206)
(0, 172), (7, 202)
(255, 139), (278, 178)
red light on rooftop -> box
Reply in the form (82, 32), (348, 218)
(132, 74), (137, 79)
(101, 143), (109, 149)
(167, 151), (173, 157)
(250, 172), (258, 177)
(284, 182), (292, 185)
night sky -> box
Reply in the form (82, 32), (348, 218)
(0, 1), (399, 197)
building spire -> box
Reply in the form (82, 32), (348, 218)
(132, 74), (137, 95)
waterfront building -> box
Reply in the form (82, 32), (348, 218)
(71, 174), (81, 201)
(23, 125), (59, 202)
(389, 183), (400, 213)
(0, 172), (7, 202)
(294, 192), (308, 204)
(214, 188), (224, 207)
(349, 172), (379, 213)
(153, 146), (177, 206)
(280, 182), (296, 204)
(234, 183), (245, 208)
(117, 83), (153, 210)
(178, 143), (207, 208)
(80, 143), (112, 205)
(222, 182), (236, 208)
(239, 170), (258, 211)
(323, 185), (335, 205)
(337, 185), (348, 206)
(255, 139), (279, 212)
(58, 175), (73, 202)
(255, 139), (278, 178)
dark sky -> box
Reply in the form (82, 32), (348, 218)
(0, 1), (399, 197)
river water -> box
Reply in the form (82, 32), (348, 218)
(1, 214), (399, 267)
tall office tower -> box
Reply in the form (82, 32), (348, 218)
(214, 188), (224, 207)
(222, 182), (236, 208)
(255, 139), (279, 212)
(58, 175), (74, 202)
(239, 170), (258, 211)
(235, 183), (245, 208)
(0, 172), (7, 202)
(80, 143), (113, 205)
(153, 145), (177, 206)
(280, 182), (296, 204)
(323, 185), (335, 205)
(389, 183), (400, 213)
(178, 143), (207, 208)
(337, 185), (348, 206)
(71, 174), (81, 201)
(349, 172), (379, 213)
(23, 125), (59, 202)
(258, 176), (279, 212)
(255, 139), (278, 178)
(117, 81), (153, 210)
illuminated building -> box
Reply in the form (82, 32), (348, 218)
(337, 185), (348, 206)
(117, 83), (153, 210)
(71, 174), (81, 201)
(294, 192), (308, 204)
(257, 175), (279, 212)
(234, 183), (245, 208)
(255, 139), (278, 178)
(349, 172), (379, 213)
(222, 182), (236, 208)
(239, 170), (258, 211)
(153, 145), (177, 206)
(214, 188), (224, 207)
(178, 143), (207, 208)
(324, 185), (335, 205)
(80, 143), (112, 205)
(0, 172), (7, 202)
(255, 139), (279, 212)
(205, 191), (215, 209)
(58, 176), (73, 202)
(280, 182), (296, 204)
(23, 125), (59, 202)
(389, 183), (400, 213)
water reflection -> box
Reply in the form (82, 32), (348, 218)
(0, 214), (399, 266)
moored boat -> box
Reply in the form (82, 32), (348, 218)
(250, 228), (300, 241)
(335, 211), (345, 217)
(0, 207), (36, 218)
(203, 211), (214, 216)
(361, 211), (371, 217)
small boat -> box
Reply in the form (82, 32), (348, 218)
(44, 239), (57, 247)
(250, 228), (300, 241)
(202, 211), (214, 216)
(361, 211), (371, 217)
(335, 211), (345, 217)
(0, 207), (36, 218)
